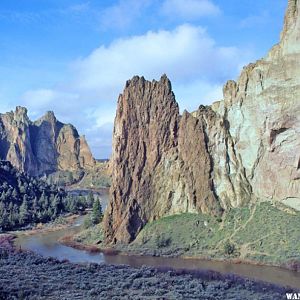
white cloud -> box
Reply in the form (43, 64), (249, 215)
(23, 89), (78, 108)
(71, 24), (243, 94)
(21, 24), (252, 158)
(99, 0), (151, 30)
(161, 0), (221, 20)
(22, 89), (80, 119)
(173, 80), (223, 112)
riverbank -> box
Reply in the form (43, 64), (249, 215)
(15, 212), (300, 289)
(63, 202), (300, 274)
(0, 235), (295, 299)
(59, 234), (119, 255)
(118, 202), (300, 271)
(10, 214), (82, 238)
(60, 230), (300, 288)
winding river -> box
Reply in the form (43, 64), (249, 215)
(15, 190), (300, 289)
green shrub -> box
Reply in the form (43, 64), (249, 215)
(83, 215), (93, 229)
(155, 234), (171, 248)
(224, 241), (235, 255)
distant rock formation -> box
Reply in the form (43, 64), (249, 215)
(0, 107), (95, 176)
(104, 0), (300, 244)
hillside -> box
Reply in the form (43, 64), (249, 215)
(122, 202), (300, 270)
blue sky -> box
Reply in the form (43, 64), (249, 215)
(0, 0), (287, 158)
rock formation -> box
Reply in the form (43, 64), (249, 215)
(104, 76), (225, 243)
(104, 0), (300, 244)
(0, 107), (95, 176)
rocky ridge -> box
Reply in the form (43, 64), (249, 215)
(104, 0), (300, 244)
(0, 107), (95, 176)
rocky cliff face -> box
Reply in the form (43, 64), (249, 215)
(104, 0), (300, 244)
(0, 107), (95, 176)
(215, 0), (300, 205)
(104, 76), (225, 243)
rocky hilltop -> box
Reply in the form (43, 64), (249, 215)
(104, 0), (300, 244)
(0, 107), (95, 176)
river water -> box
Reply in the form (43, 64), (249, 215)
(15, 191), (300, 289)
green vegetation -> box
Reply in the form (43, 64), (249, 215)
(74, 221), (104, 245)
(122, 202), (300, 266)
(155, 233), (172, 248)
(75, 199), (104, 245)
(45, 170), (84, 186)
(0, 161), (97, 231)
(91, 198), (103, 224)
(81, 198), (103, 231)
(45, 166), (111, 189)
(76, 170), (111, 189)
(60, 162), (111, 190)
(224, 241), (236, 256)
(0, 236), (287, 300)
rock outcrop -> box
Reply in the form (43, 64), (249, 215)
(0, 107), (95, 176)
(104, 0), (300, 244)
(215, 0), (300, 205)
(104, 76), (224, 243)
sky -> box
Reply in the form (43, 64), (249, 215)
(0, 0), (287, 158)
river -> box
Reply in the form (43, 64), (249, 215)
(15, 191), (300, 289)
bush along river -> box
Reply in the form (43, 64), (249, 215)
(12, 190), (300, 291)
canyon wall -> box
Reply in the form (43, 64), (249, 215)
(0, 107), (95, 176)
(104, 0), (300, 244)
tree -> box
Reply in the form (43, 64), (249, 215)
(67, 172), (74, 184)
(0, 208), (9, 229)
(224, 241), (235, 255)
(19, 198), (30, 225)
(87, 192), (94, 207)
(51, 195), (62, 218)
(32, 197), (39, 219)
(91, 198), (103, 225)
(12, 188), (18, 199)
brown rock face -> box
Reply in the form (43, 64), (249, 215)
(104, 76), (223, 243)
(0, 107), (95, 176)
(177, 110), (220, 214)
(105, 0), (300, 244)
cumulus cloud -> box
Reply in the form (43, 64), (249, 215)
(21, 24), (252, 158)
(23, 89), (79, 109)
(71, 24), (242, 93)
(99, 0), (151, 30)
(161, 0), (221, 20)
(174, 80), (223, 112)
(22, 89), (80, 121)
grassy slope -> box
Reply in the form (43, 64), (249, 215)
(74, 222), (104, 245)
(71, 202), (300, 267)
(121, 202), (300, 266)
